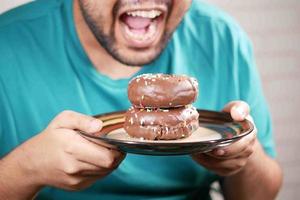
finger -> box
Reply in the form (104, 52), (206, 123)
(209, 131), (256, 159)
(207, 143), (254, 160)
(192, 153), (248, 176)
(76, 146), (124, 170)
(49, 110), (103, 133)
(81, 134), (119, 150)
(77, 162), (113, 176)
(63, 174), (107, 191)
(222, 101), (250, 121)
(63, 160), (111, 176)
(192, 153), (211, 167)
(77, 161), (105, 173)
(192, 153), (226, 170)
(65, 136), (125, 169)
(60, 153), (120, 177)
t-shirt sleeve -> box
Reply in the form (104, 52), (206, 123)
(236, 31), (276, 158)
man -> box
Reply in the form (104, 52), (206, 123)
(0, 0), (282, 199)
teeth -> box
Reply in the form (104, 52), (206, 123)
(126, 10), (162, 19)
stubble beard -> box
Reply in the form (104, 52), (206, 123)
(78, 0), (173, 66)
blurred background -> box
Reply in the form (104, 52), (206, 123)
(208, 1), (300, 199)
(1, 0), (299, 199)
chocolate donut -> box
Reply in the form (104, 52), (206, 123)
(128, 74), (199, 108)
(124, 106), (199, 140)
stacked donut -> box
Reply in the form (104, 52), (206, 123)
(124, 74), (200, 140)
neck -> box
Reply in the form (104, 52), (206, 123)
(73, 0), (141, 79)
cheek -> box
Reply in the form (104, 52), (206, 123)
(80, 0), (117, 34)
(166, 0), (192, 31)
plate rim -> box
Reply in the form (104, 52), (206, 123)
(79, 109), (254, 146)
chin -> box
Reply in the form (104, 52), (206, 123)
(113, 47), (163, 66)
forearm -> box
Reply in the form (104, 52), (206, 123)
(0, 145), (42, 200)
(221, 140), (283, 200)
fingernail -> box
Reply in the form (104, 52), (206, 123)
(215, 149), (225, 156)
(234, 106), (246, 118)
(90, 119), (102, 131)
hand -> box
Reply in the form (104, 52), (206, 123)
(12, 110), (125, 191)
(192, 101), (258, 176)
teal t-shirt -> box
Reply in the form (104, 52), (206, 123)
(0, 0), (276, 199)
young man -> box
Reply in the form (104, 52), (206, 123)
(0, 0), (282, 199)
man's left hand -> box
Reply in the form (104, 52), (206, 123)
(192, 101), (258, 176)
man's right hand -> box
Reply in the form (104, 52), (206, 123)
(0, 110), (125, 199)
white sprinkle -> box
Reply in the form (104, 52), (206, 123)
(129, 117), (133, 125)
(140, 119), (144, 126)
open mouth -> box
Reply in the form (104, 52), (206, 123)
(118, 7), (167, 49)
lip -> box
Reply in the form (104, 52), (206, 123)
(117, 4), (168, 19)
(116, 5), (169, 49)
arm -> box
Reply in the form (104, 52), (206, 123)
(220, 29), (283, 199)
(0, 111), (125, 200)
(221, 139), (282, 200)
(0, 147), (42, 200)
(217, 26), (282, 199)
(192, 101), (283, 200)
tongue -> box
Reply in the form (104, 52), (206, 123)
(123, 15), (152, 29)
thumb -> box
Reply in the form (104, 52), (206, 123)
(222, 101), (250, 121)
(49, 110), (103, 133)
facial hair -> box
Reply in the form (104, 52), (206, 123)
(78, 0), (175, 66)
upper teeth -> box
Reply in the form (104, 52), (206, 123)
(126, 10), (162, 19)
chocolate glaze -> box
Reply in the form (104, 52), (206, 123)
(124, 106), (199, 140)
(128, 74), (199, 108)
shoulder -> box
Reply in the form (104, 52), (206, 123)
(0, 0), (66, 74)
(179, 0), (252, 50)
(173, 0), (254, 70)
(0, 0), (62, 28)
(0, 0), (64, 49)
(186, 0), (244, 35)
